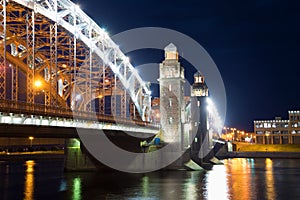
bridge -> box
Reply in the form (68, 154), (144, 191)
(0, 0), (157, 128)
(0, 0), (163, 170)
(0, 0), (225, 172)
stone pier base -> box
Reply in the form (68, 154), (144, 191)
(64, 139), (97, 171)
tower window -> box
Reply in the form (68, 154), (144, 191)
(168, 117), (173, 124)
(169, 98), (172, 107)
(169, 84), (172, 91)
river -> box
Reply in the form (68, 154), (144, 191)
(1, 158), (300, 200)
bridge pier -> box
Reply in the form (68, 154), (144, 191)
(64, 139), (97, 171)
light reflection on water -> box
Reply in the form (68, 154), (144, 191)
(265, 158), (275, 200)
(1, 158), (300, 200)
(204, 164), (229, 200)
(72, 177), (81, 200)
(24, 160), (35, 200)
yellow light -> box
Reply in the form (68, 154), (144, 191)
(98, 95), (103, 99)
(28, 136), (34, 140)
(34, 80), (42, 88)
(105, 79), (109, 83)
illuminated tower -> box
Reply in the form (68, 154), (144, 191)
(190, 71), (210, 162)
(191, 72), (208, 97)
(159, 43), (185, 150)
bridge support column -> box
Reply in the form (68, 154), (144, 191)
(64, 139), (97, 171)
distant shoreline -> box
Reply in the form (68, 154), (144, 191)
(0, 151), (64, 161)
(218, 151), (300, 159)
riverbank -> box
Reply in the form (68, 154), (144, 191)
(0, 150), (64, 161)
(226, 151), (300, 159)
(233, 143), (300, 152)
(216, 143), (300, 159)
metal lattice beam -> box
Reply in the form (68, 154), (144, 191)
(0, 0), (6, 100)
(11, 0), (151, 121)
(50, 22), (57, 106)
(26, 11), (35, 104)
(11, 64), (18, 101)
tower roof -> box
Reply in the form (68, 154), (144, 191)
(194, 71), (202, 77)
(164, 43), (177, 52)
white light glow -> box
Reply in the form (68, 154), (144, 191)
(75, 94), (81, 101)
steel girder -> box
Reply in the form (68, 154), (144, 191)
(0, 0), (6, 100)
(9, 0), (151, 121)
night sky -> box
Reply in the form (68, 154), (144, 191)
(73, 0), (300, 132)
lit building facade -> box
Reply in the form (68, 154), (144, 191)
(254, 111), (300, 144)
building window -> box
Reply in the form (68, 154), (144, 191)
(294, 123), (298, 128)
(169, 84), (172, 91)
(169, 98), (172, 107)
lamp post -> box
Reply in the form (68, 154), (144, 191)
(28, 136), (34, 147)
(265, 133), (270, 145)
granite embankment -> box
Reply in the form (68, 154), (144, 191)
(216, 143), (300, 159)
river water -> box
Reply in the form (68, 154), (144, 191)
(1, 158), (300, 200)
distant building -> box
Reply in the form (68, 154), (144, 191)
(254, 111), (300, 144)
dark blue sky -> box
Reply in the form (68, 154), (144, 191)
(74, 0), (300, 131)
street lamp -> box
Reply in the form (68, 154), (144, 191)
(28, 136), (34, 147)
(34, 80), (42, 88)
(265, 133), (270, 145)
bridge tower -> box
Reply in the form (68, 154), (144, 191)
(190, 71), (210, 162)
(159, 43), (185, 151)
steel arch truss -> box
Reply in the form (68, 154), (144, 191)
(0, 0), (151, 121)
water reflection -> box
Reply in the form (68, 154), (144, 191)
(72, 177), (81, 200)
(265, 158), (275, 200)
(142, 176), (149, 198)
(204, 165), (229, 200)
(24, 160), (35, 200)
(183, 172), (199, 200)
(1, 158), (299, 200)
(225, 158), (254, 199)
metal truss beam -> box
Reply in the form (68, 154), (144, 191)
(12, 0), (151, 121)
(0, 0), (6, 100)
(26, 11), (35, 104)
(50, 21), (58, 106)
(11, 64), (18, 101)
(111, 75), (116, 116)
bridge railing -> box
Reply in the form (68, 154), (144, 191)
(0, 100), (159, 129)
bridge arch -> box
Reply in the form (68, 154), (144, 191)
(0, 0), (151, 121)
